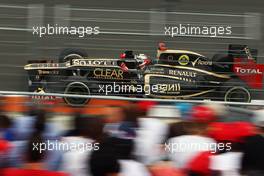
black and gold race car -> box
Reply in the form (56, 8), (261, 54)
(24, 43), (264, 106)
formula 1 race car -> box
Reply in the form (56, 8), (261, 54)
(24, 43), (264, 106)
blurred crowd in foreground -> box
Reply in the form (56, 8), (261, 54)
(0, 102), (264, 176)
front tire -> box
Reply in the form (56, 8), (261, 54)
(224, 86), (251, 102)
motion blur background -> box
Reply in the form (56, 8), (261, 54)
(0, 0), (263, 95)
(1, 1), (264, 176)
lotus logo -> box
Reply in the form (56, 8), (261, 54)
(178, 55), (190, 66)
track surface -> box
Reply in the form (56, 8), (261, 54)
(0, 0), (263, 99)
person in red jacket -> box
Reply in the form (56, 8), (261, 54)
(0, 139), (10, 153)
(0, 138), (11, 175)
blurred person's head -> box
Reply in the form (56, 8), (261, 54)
(137, 101), (157, 116)
(0, 114), (14, 141)
(204, 102), (227, 118)
(173, 105), (214, 136)
(79, 115), (105, 142)
(0, 114), (12, 129)
(185, 121), (209, 136)
(122, 105), (142, 124)
(33, 109), (47, 135)
(253, 109), (264, 134)
(167, 121), (190, 139)
(27, 106), (40, 117)
(66, 112), (83, 136)
(190, 105), (216, 124)
(104, 107), (124, 124)
(117, 105), (144, 138)
(25, 133), (45, 169)
(259, 126), (264, 134)
(111, 137), (134, 160)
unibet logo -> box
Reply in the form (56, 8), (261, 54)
(178, 55), (190, 66)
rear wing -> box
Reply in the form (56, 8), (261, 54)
(228, 44), (258, 61)
(24, 58), (141, 71)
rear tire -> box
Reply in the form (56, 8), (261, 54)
(59, 48), (88, 63)
(64, 81), (90, 106)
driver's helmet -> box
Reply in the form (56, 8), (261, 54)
(120, 50), (134, 59)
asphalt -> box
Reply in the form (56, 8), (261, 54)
(0, 0), (263, 99)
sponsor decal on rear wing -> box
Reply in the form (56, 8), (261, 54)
(71, 58), (119, 68)
(24, 62), (68, 70)
(24, 58), (121, 70)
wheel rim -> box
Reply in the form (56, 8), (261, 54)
(64, 82), (90, 106)
(224, 87), (250, 102)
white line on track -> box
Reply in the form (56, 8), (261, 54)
(0, 4), (250, 17)
(0, 90), (263, 106)
(66, 7), (249, 18)
(0, 27), (32, 31)
(0, 4), (29, 9)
